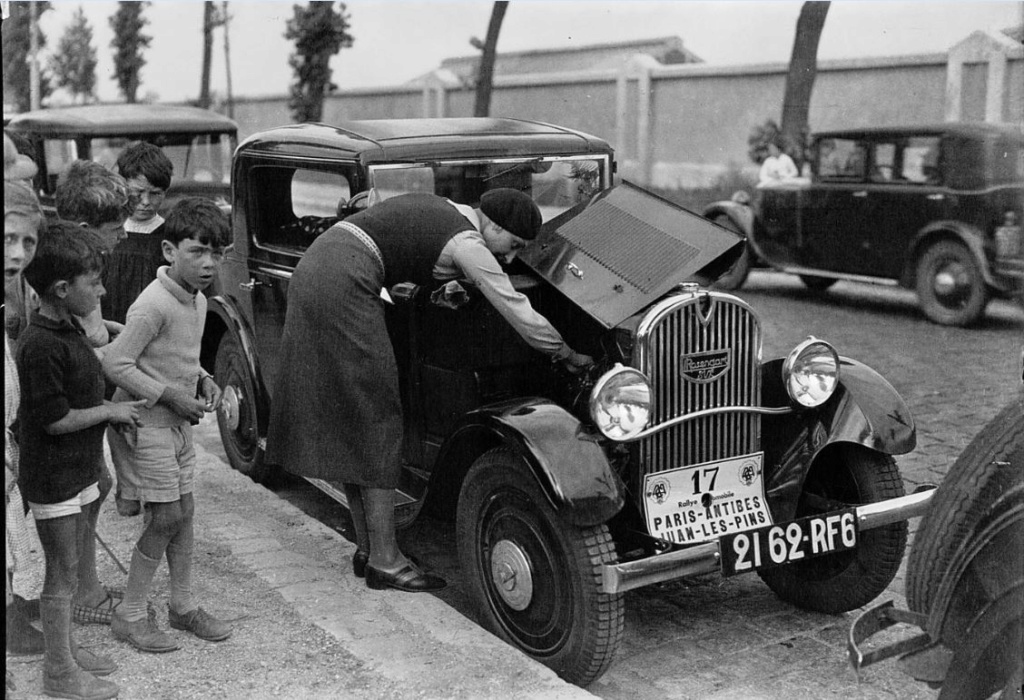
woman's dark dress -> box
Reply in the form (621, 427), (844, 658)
(102, 228), (165, 325)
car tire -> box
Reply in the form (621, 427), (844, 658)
(799, 274), (837, 292)
(214, 334), (270, 483)
(915, 240), (989, 326)
(456, 448), (624, 686)
(905, 394), (1024, 615)
(710, 215), (751, 290)
(757, 445), (907, 614)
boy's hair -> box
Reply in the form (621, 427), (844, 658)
(115, 141), (173, 190)
(163, 197), (231, 248)
(4, 179), (44, 224)
(23, 220), (105, 299)
(55, 160), (131, 227)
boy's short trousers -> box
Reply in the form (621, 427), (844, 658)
(29, 482), (100, 520)
(107, 423), (196, 504)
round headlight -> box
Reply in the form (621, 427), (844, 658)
(782, 337), (840, 408)
(589, 364), (652, 441)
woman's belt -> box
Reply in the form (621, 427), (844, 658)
(337, 221), (385, 277)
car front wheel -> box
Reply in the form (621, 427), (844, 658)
(214, 334), (269, 483)
(757, 445), (907, 614)
(915, 240), (989, 326)
(456, 448), (624, 686)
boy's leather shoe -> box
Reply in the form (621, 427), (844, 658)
(43, 667), (118, 700)
(365, 563), (447, 592)
(111, 610), (179, 653)
(168, 606), (232, 642)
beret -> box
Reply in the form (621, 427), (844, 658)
(479, 188), (542, 240)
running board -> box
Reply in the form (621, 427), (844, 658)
(775, 265), (900, 287)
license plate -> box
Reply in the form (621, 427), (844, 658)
(719, 508), (859, 576)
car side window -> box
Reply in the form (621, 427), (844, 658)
(251, 165), (352, 253)
(900, 137), (941, 185)
(816, 138), (863, 180)
(42, 139), (78, 192)
(870, 143), (897, 182)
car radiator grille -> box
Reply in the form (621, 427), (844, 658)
(637, 294), (762, 480)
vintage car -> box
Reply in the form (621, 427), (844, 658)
(703, 123), (1024, 326)
(202, 118), (933, 685)
(5, 103), (237, 216)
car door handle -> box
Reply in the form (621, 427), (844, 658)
(927, 193), (945, 201)
(239, 279), (268, 292)
(852, 191), (868, 198)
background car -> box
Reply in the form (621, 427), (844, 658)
(203, 118), (933, 685)
(703, 122), (1024, 326)
(5, 103), (237, 216)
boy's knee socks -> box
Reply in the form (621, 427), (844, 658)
(39, 595), (75, 676)
(166, 525), (195, 615)
(122, 546), (161, 623)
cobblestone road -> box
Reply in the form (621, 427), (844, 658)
(250, 271), (1022, 699)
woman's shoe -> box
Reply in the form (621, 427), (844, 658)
(365, 563), (446, 592)
(352, 550), (369, 578)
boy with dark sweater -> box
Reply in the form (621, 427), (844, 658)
(17, 222), (144, 699)
(102, 197), (231, 652)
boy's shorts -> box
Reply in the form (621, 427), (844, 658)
(107, 423), (196, 504)
(29, 482), (100, 520)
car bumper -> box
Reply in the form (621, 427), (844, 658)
(599, 488), (935, 594)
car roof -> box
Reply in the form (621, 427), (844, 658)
(814, 122), (1024, 142)
(5, 104), (237, 136)
(237, 118), (613, 164)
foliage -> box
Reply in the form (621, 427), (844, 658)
(1, 1), (54, 111)
(50, 6), (98, 103)
(109, 1), (152, 104)
(284, 2), (354, 123)
(747, 119), (812, 165)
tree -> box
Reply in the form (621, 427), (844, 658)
(51, 6), (98, 104)
(198, 1), (216, 108)
(2, 1), (54, 112)
(779, 2), (830, 166)
(284, 2), (353, 123)
(472, 1), (509, 117)
(110, 1), (152, 104)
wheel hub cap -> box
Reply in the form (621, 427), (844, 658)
(490, 539), (533, 611)
(219, 385), (241, 431)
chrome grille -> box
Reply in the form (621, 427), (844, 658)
(637, 292), (762, 479)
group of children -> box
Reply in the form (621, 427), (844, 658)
(4, 134), (233, 700)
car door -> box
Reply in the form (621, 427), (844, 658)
(799, 137), (872, 273)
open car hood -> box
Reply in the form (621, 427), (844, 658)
(519, 182), (744, 328)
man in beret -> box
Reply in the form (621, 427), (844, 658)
(267, 188), (592, 594)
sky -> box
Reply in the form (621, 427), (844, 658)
(30, 1), (1024, 105)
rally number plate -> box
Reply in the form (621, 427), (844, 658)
(719, 508), (859, 576)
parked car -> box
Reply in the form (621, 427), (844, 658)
(703, 123), (1024, 326)
(202, 118), (933, 685)
(5, 103), (237, 216)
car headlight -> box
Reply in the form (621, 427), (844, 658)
(589, 364), (652, 440)
(782, 337), (840, 408)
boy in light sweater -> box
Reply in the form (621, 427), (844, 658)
(102, 197), (231, 653)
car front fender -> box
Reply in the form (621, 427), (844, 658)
(761, 357), (917, 518)
(203, 295), (269, 434)
(434, 398), (625, 528)
(701, 199), (754, 237)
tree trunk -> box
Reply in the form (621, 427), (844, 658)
(198, 0), (215, 108)
(780, 1), (830, 164)
(473, 1), (509, 117)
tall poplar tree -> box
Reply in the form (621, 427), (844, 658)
(51, 6), (99, 104)
(284, 2), (353, 123)
(110, 1), (152, 103)
(1, 1), (54, 112)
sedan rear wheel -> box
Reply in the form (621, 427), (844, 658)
(915, 240), (989, 326)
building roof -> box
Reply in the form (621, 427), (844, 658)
(410, 36), (701, 86)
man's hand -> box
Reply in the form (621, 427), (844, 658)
(159, 386), (207, 423)
(561, 350), (594, 375)
(199, 375), (223, 412)
(106, 399), (146, 427)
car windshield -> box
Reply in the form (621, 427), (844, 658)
(90, 133), (236, 185)
(369, 156), (609, 222)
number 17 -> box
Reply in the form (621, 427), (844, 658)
(691, 467), (720, 494)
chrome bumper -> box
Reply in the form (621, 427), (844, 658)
(600, 488), (935, 594)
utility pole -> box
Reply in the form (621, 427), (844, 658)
(199, 0), (215, 108)
(29, 0), (41, 110)
(223, 1), (234, 118)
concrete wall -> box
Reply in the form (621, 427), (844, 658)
(227, 32), (1023, 189)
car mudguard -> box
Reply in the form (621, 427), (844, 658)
(432, 398), (625, 528)
(201, 295), (270, 434)
(760, 356), (916, 518)
(701, 199), (754, 236)
(910, 221), (1002, 290)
